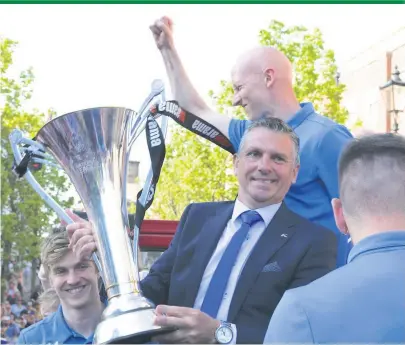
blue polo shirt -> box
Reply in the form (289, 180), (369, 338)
(229, 102), (353, 267)
(17, 305), (94, 344)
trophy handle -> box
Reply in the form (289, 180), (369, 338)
(8, 129), (105, 281)
(121, 79), (168, 280)
(126, 79), (166, 150)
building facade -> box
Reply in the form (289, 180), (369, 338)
(340, 27), (405, 136)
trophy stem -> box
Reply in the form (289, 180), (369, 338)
(87, 190), (139, 300)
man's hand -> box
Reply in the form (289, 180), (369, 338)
(152, 305), (220, 344)
(150, 16), (174, 51)
(64, 209), (98, 259)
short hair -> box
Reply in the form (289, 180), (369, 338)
(338, 133), (405, 218)
(238, 117), (300, 166)
(37, 289), (60, 317)
(40, 227), (70, 271)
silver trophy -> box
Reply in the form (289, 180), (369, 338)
(9, 80), (173, 344)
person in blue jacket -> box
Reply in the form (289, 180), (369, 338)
(264, 133), (405, 344)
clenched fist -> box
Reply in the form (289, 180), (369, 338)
(150, 16), (175, 51)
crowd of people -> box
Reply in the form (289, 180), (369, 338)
(2, 15), (404, 345)
(0, 275), (45, 344)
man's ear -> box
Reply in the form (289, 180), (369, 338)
(291, 163), (300, 184)
(48, 275), (55, 289)
(331, 198), (349, 235)
(264, 68), (275, 88)
(233, 153), (239, 175)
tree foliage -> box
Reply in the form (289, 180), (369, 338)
(1, 37), (74, 284)
(148, 20), (352, 220)
(148, 127), (238, 220)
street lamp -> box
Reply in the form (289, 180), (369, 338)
(335, 71), (341, 86)
(380, 65), (405, 133)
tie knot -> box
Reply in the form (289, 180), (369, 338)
(239, 210), (263, 227)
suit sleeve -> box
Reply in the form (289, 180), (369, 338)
(288, 227), (337, 289)
(140, 203), (192, 305)
(264, 290), (314, 344)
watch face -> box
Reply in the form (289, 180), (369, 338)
(216, 326), (233, 344)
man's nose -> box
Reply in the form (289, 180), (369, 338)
(66, 271), (80, 285)
(232, 93), (242, 107)
(258, 155), (273, 172)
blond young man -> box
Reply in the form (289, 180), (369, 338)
(17, 229), (104, 344)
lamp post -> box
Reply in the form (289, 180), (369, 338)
(380, 65), (405, 133)
(335, 71), (341, 86)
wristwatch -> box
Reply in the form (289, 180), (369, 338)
(214, 321), (233, 344)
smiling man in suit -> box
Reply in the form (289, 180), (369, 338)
(67, 117), (337, 344)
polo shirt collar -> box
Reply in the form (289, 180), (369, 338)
(287, 102), (314, 129)
(53, 305), (94, 344)
(53, 305), (75, 344)
(348, 231), (405, 263)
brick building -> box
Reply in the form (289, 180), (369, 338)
(340, 27), (405, 136)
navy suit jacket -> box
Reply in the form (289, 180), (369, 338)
(141, 201), (337, 343)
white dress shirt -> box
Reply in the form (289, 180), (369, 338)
(193, 199), (281, 343)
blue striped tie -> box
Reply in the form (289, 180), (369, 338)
(200, 210), (263, 318)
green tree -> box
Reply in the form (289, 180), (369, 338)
(148, 126), (238, 220)
(150, 20), (352, 220)
(1, 37), (74, 288)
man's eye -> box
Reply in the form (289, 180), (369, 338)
(54, 269), (65, 275)
(247, 151), (260, 157)
(273, 156), (286, 163)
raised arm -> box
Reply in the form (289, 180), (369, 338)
(150, 16), (231, 138)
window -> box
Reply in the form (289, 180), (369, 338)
(128, 161), (140, 182)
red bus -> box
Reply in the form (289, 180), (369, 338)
(139, 219), (178, 272)
(139, 219), (177, 251)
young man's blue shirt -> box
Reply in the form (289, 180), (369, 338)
(17, 305), (94, 344)
(229, 102), (353, 267)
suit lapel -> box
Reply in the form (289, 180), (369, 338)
(182, 202), (234, 308)
(227, 203), (298, 322)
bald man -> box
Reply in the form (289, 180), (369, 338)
(150, 16), (353, 268)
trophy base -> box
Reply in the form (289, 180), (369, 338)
(94, 294), (175, 344)
(105, 326), (175, 344)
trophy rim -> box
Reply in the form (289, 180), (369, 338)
(35, 106), (136, 140)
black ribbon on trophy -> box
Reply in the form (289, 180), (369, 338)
(131, 114), (166, 241)
(150, 100), (236, 155)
